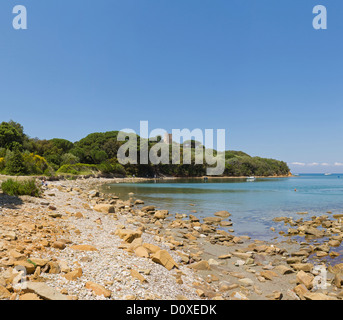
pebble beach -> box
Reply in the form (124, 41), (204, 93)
(1, 176), (343, 300)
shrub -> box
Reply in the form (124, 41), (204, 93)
(0, 157), (5, 171)
(61, 153), (80, 165)
(1, 179), (41, 197)
(56, 163), (99, 175)
(22, 153), (50, 175)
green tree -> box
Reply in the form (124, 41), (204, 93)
(5, 148), (27, 175)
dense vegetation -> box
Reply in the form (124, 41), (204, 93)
(1, 178), (41, 197)
(0, 120), (290, 178)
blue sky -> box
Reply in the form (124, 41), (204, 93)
(0, 0), (342, 173)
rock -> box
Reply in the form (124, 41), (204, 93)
(154, 210), (169, 219)
(130, 269), (148, 283)
(334, 274), (343, 289)
(134, 200), (144, 205)
(58, 260), (71, 273)
(85, 281), (112, 298)
(74, 212), (84, 218)
(134, 246), (150, 258)
(230, 291), (248, 300)
(141, 205), (156, 212)
(266, 291), (283, 300)
(14, 260), (36, 274)
(52, 241), (66, 250)
(304, 227), (325, 238)
(48, 213), (62, 218)
(0, 285), (11, 299)
(220, 221), (233, 227)
(214, 211), (231, 218)
(203, 217), (222, 224)
(24, 282), (69, 300)
(2, 231), (17, 240)
(196, 289), (205, 298)
(208, 258), (220, 266)
(19, 293), (41, 300)
(303, 292), (334, 300)
(188, 260), (211, 271)
(328, 240), (341, 247)
(328, 263), (343, 274)
(116, 229), (142, 243)
(232, 252), (252, 260)
(235, 260), (245, 267)
(142, 243), (161, 254)
(94, 204), (115, 214)
(70, 245), (98, 251)
(260, 270), (278, 280)
(64, 268), (83, 281)
(88, 190), (100, 198)
(296, 270), (314, 290)
(218, 254), (232, 259)
(189, 214), (200, 222)
(238, 278), (254, 287)
(151, 250), (178, 271)
(48, 205), (57, 211)
(29, 258), (50, 267)
(291, 263), (313, 272)
(286, 256), (303, 264)
(275, 265), (294, 275)
(9, 250), (26, 261)
(293, 284), (309, 299)
(48, 261), (61, 274)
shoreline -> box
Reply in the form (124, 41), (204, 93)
(0, 176), (342, 300)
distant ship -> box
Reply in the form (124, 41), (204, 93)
(324, 173), (332, 176)
(246, 176), (256, 182)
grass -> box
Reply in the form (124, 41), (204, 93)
(0, 178), (42, 197)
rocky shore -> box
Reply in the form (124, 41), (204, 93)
(1, 176), (343, 300)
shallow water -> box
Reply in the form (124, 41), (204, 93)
(102, 174), (343, 240)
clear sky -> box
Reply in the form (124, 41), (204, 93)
(0, 0), (342, 173)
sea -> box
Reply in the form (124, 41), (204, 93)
(102, 174), (343, 241)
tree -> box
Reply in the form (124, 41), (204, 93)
(5, 148), (27, 175)
(0, 121), (24, 150)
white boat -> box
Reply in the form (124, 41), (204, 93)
(246, 176), (256, 182)
(324, 173), (332, 176)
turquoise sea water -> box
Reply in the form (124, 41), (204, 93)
(103, 174), (343, 240)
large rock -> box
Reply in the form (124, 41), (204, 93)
(214, 211), (231, 218)
(24, 282), (68, 300)
(0, 285), (11, 299)
(19, 293), (41, 300)
(130, 269), (148, 283)
(291, 263), (313, 272)
(64, 268), (83, 281)
(141, 205), (156, 213)
(304, 227), (325, 238)
(116, 229), (142, 243)
(94, 204), (115, 214)
(85, 281), (112, 298)
(142, 243), (161, 254)
(13, 261), (36, 274)
(188, 260), (211, 271)
(203, 217), (222, 224)
(134, 246), (150, 258)
(303, 292), (335, 300)
(296, 270), (314, 290)
(154, 210), (169, 219)
(70, 245), (98, 251)
(151, 250), (178, 271)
